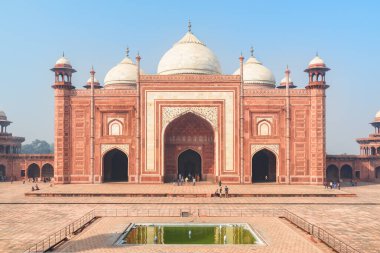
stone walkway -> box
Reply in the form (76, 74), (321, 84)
(56, 217), (329, 253)
(0, 181), (379, 252)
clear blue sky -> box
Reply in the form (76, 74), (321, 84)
(0, 0), (379, 154)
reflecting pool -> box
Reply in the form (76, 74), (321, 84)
(118, 223), (261, 245)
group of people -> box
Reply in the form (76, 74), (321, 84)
(176, 174), (197, 186)
(324, 181), (341, 190)
(31, 184), (40, 191)
(214, 182), (229, 198)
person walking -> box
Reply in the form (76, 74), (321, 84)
(192, 177), (196, 186)
(225, 185), (229, 198)
(219, 186), (223, 198)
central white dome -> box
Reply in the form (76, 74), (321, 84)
(157, 31), (222, 75)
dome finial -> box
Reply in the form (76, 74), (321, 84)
(126, 47), (130, 57)
(188, 19), (192, 32)
(316, 51), (319, 57)
(250, 46), (254, 57)
(62, 51), (65, 57)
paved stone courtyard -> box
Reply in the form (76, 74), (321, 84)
(0, 181), (379, 252)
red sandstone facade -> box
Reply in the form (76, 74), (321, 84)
(51, 54), (330, 184)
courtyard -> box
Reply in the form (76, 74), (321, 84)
(0, 181), (379, 252)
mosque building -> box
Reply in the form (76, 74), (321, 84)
(51, 23), (330, 184)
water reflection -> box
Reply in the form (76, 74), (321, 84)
(123, 224), (256, 244)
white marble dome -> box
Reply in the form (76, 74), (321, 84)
(157, 31), (222, 75)
(0, 111), (6, 121)
(233, 51), (276, 88)
(280, 76), (293, 85)
(308, 55), (326, 68)
(55, 56), (71, 66)
(375, 110), (380, 119)
(104, 54), (143, 89)
(86, 76), (100, 85)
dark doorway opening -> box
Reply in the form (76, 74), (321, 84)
(252, 149), (276, 183)
(178, 149), (201, 180)
(41, 163), (54, 178)
(27, 164), (40, 178)
(103, 149), (128, 182)
(326, 165), (339, 182)
(340, 165), (353, 179)
(0, 165), (5, 177)
(376, 167), (380, 179)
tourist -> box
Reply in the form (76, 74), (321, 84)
(214, 189), (219, 197)
(31, 186), (35, 191)
(225, 185), (229, 198)
(218, 180), (222, 187)
(192, 177), (196, 186)
(329, 181), (333, 189)
(35, 184), (39, 190)
(337, 182), (341, 190)
(265, 175), (268, 181)
(185, 177), (188, 184)
(323, 181), (327, 189)
(219, 186), (223, 197)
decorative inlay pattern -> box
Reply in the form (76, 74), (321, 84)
(244, 89), (310, 96)
(101, 144), (129, 155)
(162, 107), (218, 129)
(141, 74), (240, 82)
(251, 144), (279, 157)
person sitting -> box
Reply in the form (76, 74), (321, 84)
(214, 189), (219, 197)
(32, 186), (35, 191)
(35, 184), (40, 190)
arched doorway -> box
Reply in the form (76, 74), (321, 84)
(0, 165), (5, 177)
(251, 149), (276, 183)
(103, 149), (128, 182)
(376, 167), (380, 179)
(178, 149), (202, 180)
(326, 165), (339, 182)
(27, 163), (40, 178)
(164, 112), (214, 182)
(41, 163), (54, 178)
(340, 165), (353, 180)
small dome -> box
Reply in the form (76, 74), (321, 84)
(54, 54), (72, 68)
(308, 55), (326, 68)
(375, 110), (380, 119)
(86, 76), (100, 85)
(104, 53), (143, 89)
(233, 50), (276, 88)
(0, 111), (7, 121)
(157, 29), (222, 75)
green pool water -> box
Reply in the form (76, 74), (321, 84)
(120, 223), (258, 245)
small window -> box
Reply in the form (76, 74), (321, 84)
(258, 121), (271, 136)
(109, 120), (123, 136)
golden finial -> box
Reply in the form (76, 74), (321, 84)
(188, 19), (192, 32)
(250, 46), (254, 57)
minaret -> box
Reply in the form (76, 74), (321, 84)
(239, 52), (244, 183)
(305, 54), (330, 184)
(304, 53), (330, 89)
(51, 53), (76, 183)
(51, 53), (76, 90)
(135, 51), (141, 183)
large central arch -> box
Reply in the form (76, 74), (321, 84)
(164, 112), (214, 182)
(103, 149), (129, 182)
(251, 149), (276, 183)
(178, 149), (202, 180)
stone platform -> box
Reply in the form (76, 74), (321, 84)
(24, 183), (355, 198)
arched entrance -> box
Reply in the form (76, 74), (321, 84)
(27, 163), (40, 178)
(376, 167), (380, 179)
(340, 165), (353, 180)
(0, 165), (5, 177)
(326, 165), (339, 182)
(178, 149), (201, 180)
(164, 112), (214, 182)
(251, 149), (276, 183)
(103, 149), (128, 182)
(41, 163), (54, 178)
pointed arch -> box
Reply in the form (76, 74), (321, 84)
(251, 149), (277, 183)
(41, 163), (54, 178)
(257, 120), (271, 136)
(108, 119), (123, 136)
(177, 149), (202, 180)
(27, 163), (40, 178)
(102, 148), (129, 182)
